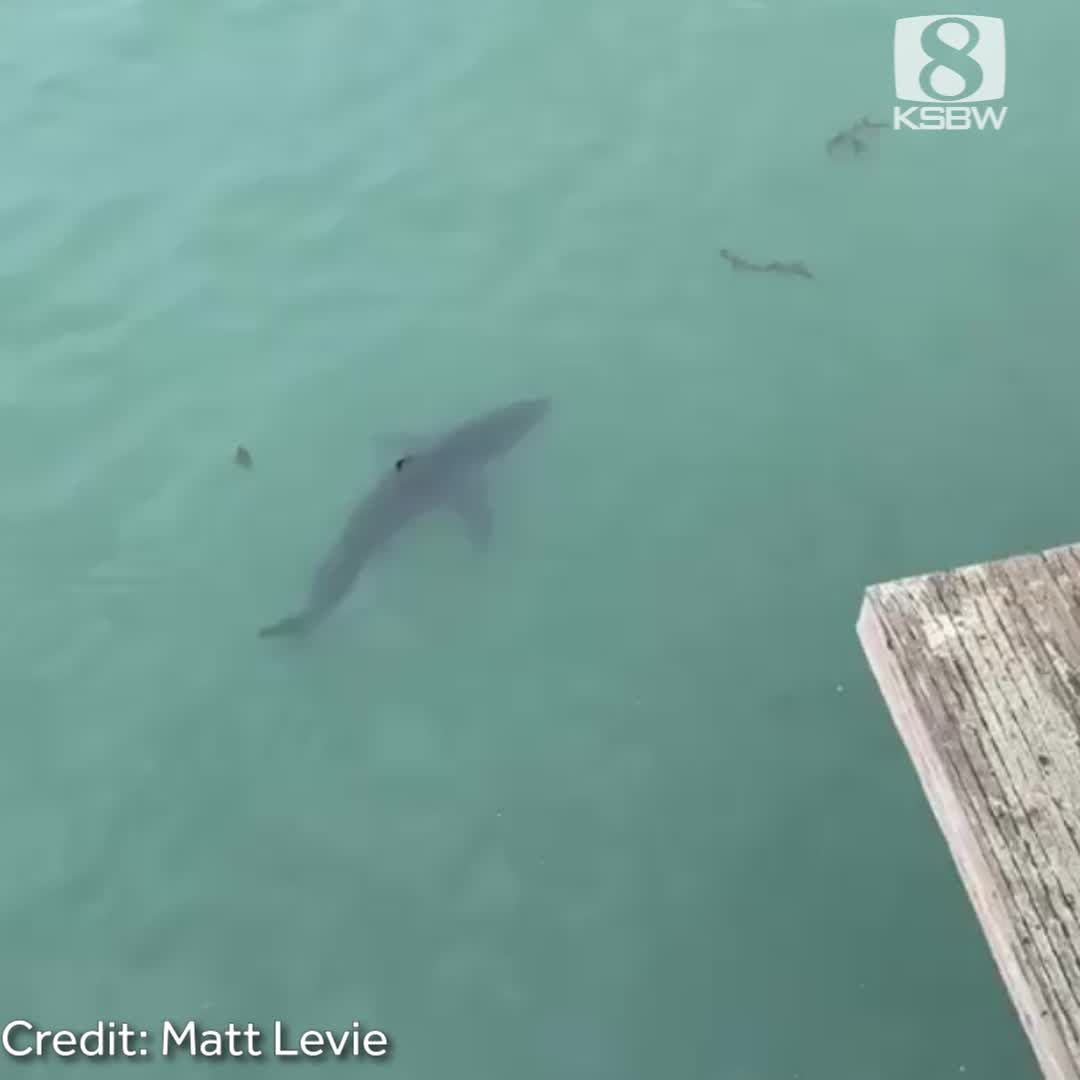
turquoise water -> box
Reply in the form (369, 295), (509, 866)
(2, 1), (1078, 1076)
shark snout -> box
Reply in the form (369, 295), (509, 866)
(472, 396), (551, 460)
(515, 396), (552, 431)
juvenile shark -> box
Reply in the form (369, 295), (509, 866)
(258, 397), (551, 639)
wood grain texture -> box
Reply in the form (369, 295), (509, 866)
(858, 544), (1080, 1080)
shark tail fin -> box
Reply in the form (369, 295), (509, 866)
(258, 613), (308, 639)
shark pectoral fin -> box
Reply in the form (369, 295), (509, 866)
(448, 472), (493, 552)
(258, 612), (308, 639)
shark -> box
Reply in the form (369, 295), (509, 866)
(258, 396), (551, 639)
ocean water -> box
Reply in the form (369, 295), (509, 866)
(1, 1), (1077, 1077)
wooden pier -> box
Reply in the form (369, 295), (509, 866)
(858, 544), (1080, 1080)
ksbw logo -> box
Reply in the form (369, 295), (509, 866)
(893, 15), (1007, 131)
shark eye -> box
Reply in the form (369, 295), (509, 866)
(394, 456), (413, 472)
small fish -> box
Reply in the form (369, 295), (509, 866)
(826, 115), (888, 158)
(764, 259), (814, 280)
(722, 249), (813, 280)
(826, 131), (868, 156)
(234, 446), (253, 469)
(720, 248), (756, 272)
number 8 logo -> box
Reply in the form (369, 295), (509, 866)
(919, 17), (984, 101)
(894, 16), (1006, 105)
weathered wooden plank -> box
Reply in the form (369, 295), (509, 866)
(858, 543), (1080, 1080)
